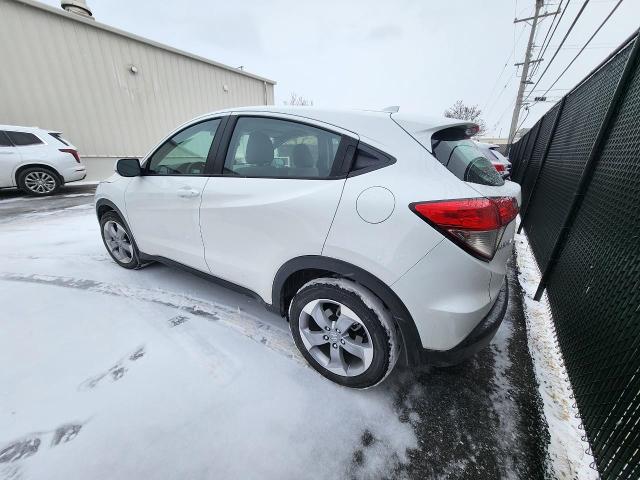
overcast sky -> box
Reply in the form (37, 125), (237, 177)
(39, 0), (640, 137)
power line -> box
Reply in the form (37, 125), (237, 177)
(538, 0), (624, 97)
(524, 0), (591, 103)
(530, 0), (570, 78)
(507, 0), (545, 148)
(485, 74), (517, 121)
(483, 24), (528, 113)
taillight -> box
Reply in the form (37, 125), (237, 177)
(492, 161), (506, 172)
(410, 197), (519, 261)
(60, 148), (81, 163)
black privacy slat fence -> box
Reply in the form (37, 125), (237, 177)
(509, 31), (640, 480)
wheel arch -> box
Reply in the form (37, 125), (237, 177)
(15, 163), (63, 186)
(95, 198), (138, 241)
(272, 255), (422, 365)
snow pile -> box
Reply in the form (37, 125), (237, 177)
(0, 207), (416, 480)
(514, 230), (598, 480)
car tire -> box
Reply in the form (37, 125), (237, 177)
(18, 167), (61, 196)
(99, 211), (143, 269)
(288, 278), (399, 388)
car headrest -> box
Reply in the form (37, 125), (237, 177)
(291, 144), (314, 168)
(246, 132), (274, 166)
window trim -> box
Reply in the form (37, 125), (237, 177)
(142, 116), (228, 177)
(210, 114), (359, 180)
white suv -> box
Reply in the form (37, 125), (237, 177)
(95, 107), (520, 388)
(0, 125), (86, 195)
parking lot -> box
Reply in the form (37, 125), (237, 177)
(0, 187), (547, 480)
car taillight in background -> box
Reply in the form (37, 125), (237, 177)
(491, 161), (506, 173)
(59, 148), (81, 163)
(410, 197), (519, 261)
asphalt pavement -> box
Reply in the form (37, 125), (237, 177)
(0, 184), (97, 222)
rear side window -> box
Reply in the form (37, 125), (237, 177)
(49, 132), (70, 146)
(431, 128), (504, 186)
(0, 131), (12, 147)
(6, 131), (43, 146)
(349, 144), (395, 176)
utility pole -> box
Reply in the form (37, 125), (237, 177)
(507, 0), (545, 150)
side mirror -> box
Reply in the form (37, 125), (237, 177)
(116, 158), (141, 177)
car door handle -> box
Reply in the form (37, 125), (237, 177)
(177, 187), (200, 198)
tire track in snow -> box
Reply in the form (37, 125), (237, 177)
(0, 272), (303, 365)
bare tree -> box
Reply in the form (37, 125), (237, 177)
(443, 100), (486, 136)
(284, 92), (314, 106)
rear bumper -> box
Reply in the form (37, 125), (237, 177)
(62, 166), (87, 184)
(419, 280), (508, 366)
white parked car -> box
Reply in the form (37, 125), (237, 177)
(95, 107), (520, 388)
(0, 125), (86, 195)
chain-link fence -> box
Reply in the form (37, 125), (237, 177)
(509, 31), (640, 480)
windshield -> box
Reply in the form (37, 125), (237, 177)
(431, 129), (504, 186)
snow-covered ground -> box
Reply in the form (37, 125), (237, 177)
(0, 204), (418, 479)
(0, 198), (552, 479)
(514, 230), (598, 480)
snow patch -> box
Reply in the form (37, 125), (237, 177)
(0, 210), (417, 479)
(489, 315), (519, 479)
(515, 230), (598, 480)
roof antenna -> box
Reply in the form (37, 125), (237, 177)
(382, 106), (400, 113)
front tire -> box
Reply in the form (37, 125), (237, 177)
(289, 279), (398, 388)
(99, 211), (142, 269)
(18, 167), (61, 196)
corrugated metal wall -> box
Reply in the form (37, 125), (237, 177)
(0, 0), (275, 180)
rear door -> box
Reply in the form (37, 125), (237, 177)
(199, 114), (356, 302)
(124, 117), (224, 272)
(0, 131), (20, 187)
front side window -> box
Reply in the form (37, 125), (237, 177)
(6, 131), (43, 146)
(432, 128), (504, 186)
(223, 117), (343, 178)
(147, 119), (220, 175)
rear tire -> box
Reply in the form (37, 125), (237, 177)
(289, 278), (398, 388)
(99, 211), (142, 269)
(18, 167), (61, 196)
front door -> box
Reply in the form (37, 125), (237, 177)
(125, 118), (223, 272)
(200, 115), (354, 302)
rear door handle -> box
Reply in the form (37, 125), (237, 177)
(177, 187), (200, 198)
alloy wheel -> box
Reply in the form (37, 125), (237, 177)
(24, 171), (57, 194)
(298, 299), (374, 377)
(103, 220), (134, 264)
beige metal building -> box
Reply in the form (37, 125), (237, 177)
(0, 0), (276, 180)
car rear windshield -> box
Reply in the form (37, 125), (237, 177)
(49, 132), (70, 146)
(488, 147), (509, 163)
(431, 127), (504, 186)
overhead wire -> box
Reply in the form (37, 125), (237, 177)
(523, 0), (591, 103)
(536, 0), (624, 98)
(482, 25), (528, 113)
(529, 0), (570, 79)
